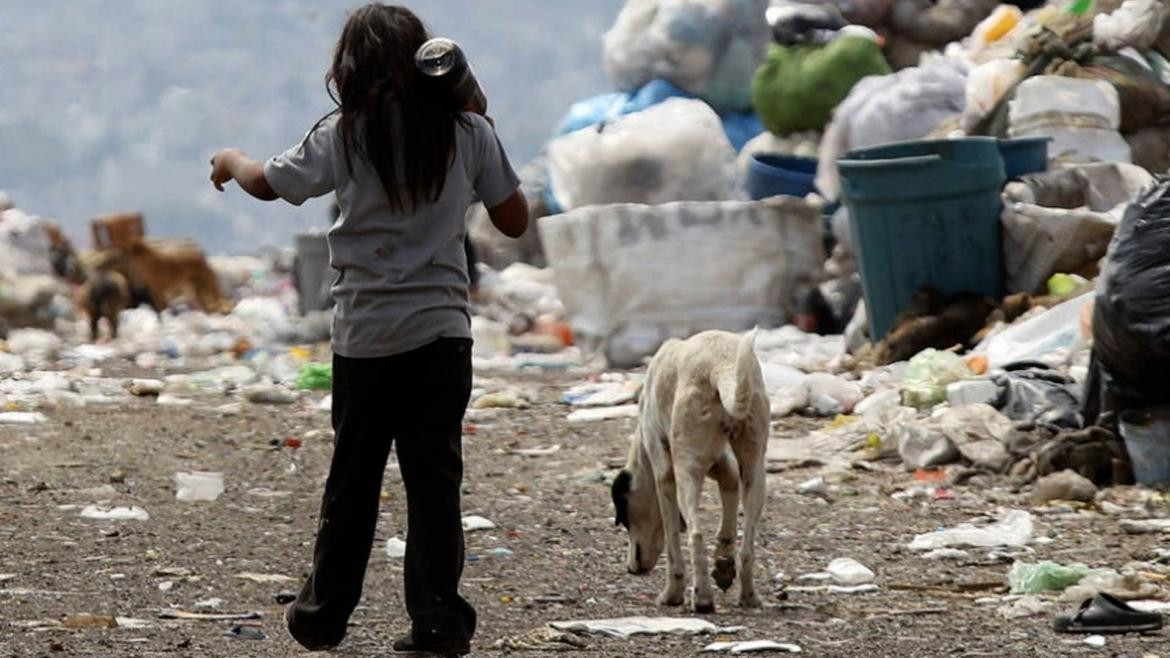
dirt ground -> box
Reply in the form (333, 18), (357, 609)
(1, 367), (1168, 658)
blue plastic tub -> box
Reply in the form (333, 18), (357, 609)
(747, 154), (818, 200)
(1121, 407), (1170, 486)
(837, 137), (1006, 340)
(998, 137), (1051, 180)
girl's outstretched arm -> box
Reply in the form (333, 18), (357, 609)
(210, 148), (278, 201)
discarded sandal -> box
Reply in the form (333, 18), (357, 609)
(1053, 593), (1163, 634)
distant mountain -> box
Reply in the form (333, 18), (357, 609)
(0, 0), (624, 253)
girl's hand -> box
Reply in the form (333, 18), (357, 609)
(210, 148), (244, 191)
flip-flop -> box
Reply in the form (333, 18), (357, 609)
(1053, 593), (1163, 634)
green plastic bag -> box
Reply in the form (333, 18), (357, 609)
(295, 363), (332, 391)
(1008, 561), (1090, 594)
(751, 37), (890, 136)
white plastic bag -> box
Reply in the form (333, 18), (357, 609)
(961, 58), (1025, 132)
(1094, 0), (1166, 52)
(1009, 76), (1131, 164)
(908, 509), (1033, 550)
(816, 55), (968, 201)
(547, 98), (742, 213)
(603, 0), (770, 113)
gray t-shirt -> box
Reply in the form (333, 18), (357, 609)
(265, 112), (520, 358)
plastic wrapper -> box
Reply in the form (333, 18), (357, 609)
(546, 98), (742, 213)
(1093, 0), (1166, 52)
(961, 58), (1025, 133)
(1009, 561), (1090, 594)
(1094, 179), (1170, 402)
(993, 367), (1083, 431)
(603, 0), (771, 113)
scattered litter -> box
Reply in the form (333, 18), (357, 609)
(243, 385), (298, 405)
(386, 537), (407, 559)
(126, 379), (164, 396)
(473, 391), (531, 410)
(921, 549), (969, 561)
(294, 363), (332, 391)
(566, 405), (639, 423)
(274, 591), (297, 605)
(62, 613), (118, 629)
(1009, 562), (1090, 594)
(0, 574), (14, 582)
(562, 377), (642, 407)
(1119, 519), (1170, 535)
(703, 640), (803, 653)
(1031, 470), (1097, 504)
(826, 558), (875, 586)
(79, 505), (149, 522)
(174, 471), (224, 502)
(510, 445), (562, 457)
(796, 477), (826, 496)
(0, 411), (46, 425)
(234, 573), (296, 584)
(156, 394), (194, 408)
(492, 627), (589, 651)
(549, 617), (743, 639)
(1084, 635), (1106, 648)
(462, 515), (497, 532)
(226, 625), (267, 641)
(158, 609), (261, 621)
(194, 598), (223, 609)
(787, 584), (880, 595)
(998, 596), (1055, 620)
(909, 510), (1033, 551)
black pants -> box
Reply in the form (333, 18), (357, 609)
(288, 338), (476, 648)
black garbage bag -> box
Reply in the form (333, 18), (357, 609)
(1093, 178), (1170, 403)
(994, 365), (1084, 431)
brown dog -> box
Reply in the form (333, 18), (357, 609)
(122, 239), (230, 314)
(83, 269), (130, 341)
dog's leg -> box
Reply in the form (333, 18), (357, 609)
(677, 464), (715, 613)
(653, 464), (686, 607)
(710, 455), (739, 592)
(735, 456), (766, 608)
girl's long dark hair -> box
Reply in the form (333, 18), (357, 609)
(323, 3), (467, 213)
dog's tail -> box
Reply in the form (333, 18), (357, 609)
(716, 328), (759, 420)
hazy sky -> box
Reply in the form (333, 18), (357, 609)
(0, 1), (624, 253)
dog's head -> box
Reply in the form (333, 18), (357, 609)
(611, 467), (664, 575)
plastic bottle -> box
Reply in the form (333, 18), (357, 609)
(415, 38), (487, 115)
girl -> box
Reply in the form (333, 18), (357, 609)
(209, 4), (527, 655)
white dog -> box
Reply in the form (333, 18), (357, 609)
(611, 330), (770, 612)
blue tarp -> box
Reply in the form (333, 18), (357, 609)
(552, 79), (764, 151)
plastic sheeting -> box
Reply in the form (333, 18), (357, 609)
(1000, 163), (1154, 294)
(539, 197), (824, 367)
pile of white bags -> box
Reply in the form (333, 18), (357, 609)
(603, 0), (771, 113)
(547, 98), (743, 213)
